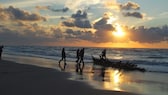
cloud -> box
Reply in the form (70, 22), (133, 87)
(94, 17), (114, 30)
(104, 1), (144, 19)
(62, 10), (92, 28)
(48, 7), (69, 12)
(104, 1), (140, 11)
(120, 1), (140, 10)
(1, 20), (168, 45)
(71, 10), (87, 19)
(0, 22), (60, 45)
(0, 6), (46, 21)
(1, 2), (166, 45)
(61, 12), (117, 43)
(62, 20), (75, 27)
(128, 25), (168, 43)
(64, 0), (144, 20)
(35, 5), (69, 12)
(35, 6), (49, 10)
(0, 21), (94, 45)
(123, 12), (144, 19)
(65, 0), (101, 11)
(93, 13), (116, 42)
(64, 29), (94, 41)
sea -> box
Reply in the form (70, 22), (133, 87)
(2, 46), (168, 95)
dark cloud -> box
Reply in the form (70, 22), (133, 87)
(120, 1), (140, 10)
(128, 25), (168, 43)
(48, 7), (69, 12)
(74, 20), (92, 28)
(0, 23), (59, 45)
(62, 20), (75, 27)
(0, 6), (46, 21)
(63, 12), (116, 42)
(111, 1), (144, 19)
(50, 28), (64, 39)
(1, 22), (168, 45)
(0, 22), (94, 45)
(35, 6), (69, 13)
(1, 4), (167, 45)
(71, 10), (91, 28)
(62, 10), (92, 28)
(123, 12), (144, 19)
(64, 29), (94, 41)
(93, 16), (116, 42)
(60, 16), (66, 19)
(94, 17), (114, 31)
(71, 10), (87, 19)
(0, 27), (40, 45)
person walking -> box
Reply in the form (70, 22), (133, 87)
(76, 49), (80, 72)
(79, 48), (85, 73)
(76, 49), (80, 63)
(58, 48), (66, 70)
(0, 45), (4, 60)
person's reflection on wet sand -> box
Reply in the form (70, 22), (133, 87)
(101, 66), (106, 81)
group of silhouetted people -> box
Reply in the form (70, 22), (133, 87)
(58, 47), (107, 75)
(58, 48), (85, 74)
(0, 45), (4, 60)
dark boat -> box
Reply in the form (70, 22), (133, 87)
(92, 56), (146, 72)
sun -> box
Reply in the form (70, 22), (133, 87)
(105, 14), (126, 38)
(112, 23), (125, 37)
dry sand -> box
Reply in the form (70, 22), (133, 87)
(0, 60), (141, 95)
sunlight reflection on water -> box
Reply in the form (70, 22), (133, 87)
(85, 66), (168, 95)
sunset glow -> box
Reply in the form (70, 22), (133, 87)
(112, 23), (125, 38)
(0, 0), (167, 48)
(107, 16), (117, 25)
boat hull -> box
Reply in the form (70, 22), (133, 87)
(92, 57), (146, 72)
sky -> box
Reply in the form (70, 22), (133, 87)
(0, 0), (168, 48)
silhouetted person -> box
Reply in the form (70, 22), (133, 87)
(79, 48), (85, 67)
(76, 49), (80, 63)
(77, 48), (85, 74)
(59, 48), (66, 70)
(76, 49), (80, 72)
(100, 49), (106, 59)
(0, 45), (4, 60)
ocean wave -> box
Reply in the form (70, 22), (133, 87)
(3, 46), (168, 73)
(147, 56), (168, 59)
(148, 70), (168, 74)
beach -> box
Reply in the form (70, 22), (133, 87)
(1, 46), (168, 95)
(1, 0), (168, 94)
(0, 59), (140, 95)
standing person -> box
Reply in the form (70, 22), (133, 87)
(76, 49), (80, 63)
(76, 49), (80, 72)
(58, 48), (66, 70)
(0, 45), (4, 60)
(100, 49), (106, 59)
(79, 48), (85, 70)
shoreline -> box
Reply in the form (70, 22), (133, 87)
(2, 54), (168, 95)
(0, 59), (140, 95)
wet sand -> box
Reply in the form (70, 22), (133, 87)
(0, 60), (140, 95)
